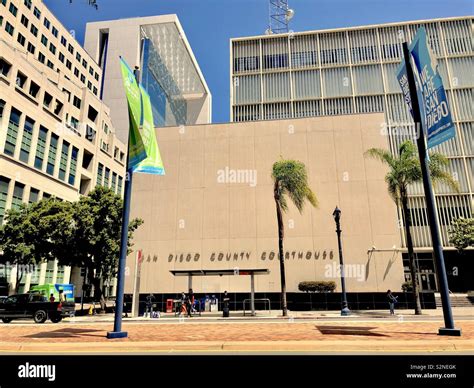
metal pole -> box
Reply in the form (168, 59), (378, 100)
(250, 273), (255, 317)
(107, 67), (140, 339)
(402, 43), (460, 336)
(335, 208), (350, 316)
(131, 250), (141, 318)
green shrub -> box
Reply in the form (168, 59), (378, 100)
(401, 281), (413, 292)
(298, 281), (336, 293)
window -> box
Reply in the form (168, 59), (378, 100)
(104, 167), (110, 187)
(62, 88), (71, 102)
(0, 177), (10, 223)
(53, 99), (63, 116)
(16, 71), (27, 88)
(76, 52), (81, 62)
(58, 141), (69, 181)
(4, 107), (21, 156)
(20, 117), (35, 163)
(30, 24), (38, 37)
(27, 42), (35, 54)
(87, 81), (92, 90)
(66, 59), (72, 70)
(74, 68), (79, 77)
(20, 14), (28, 28)
(11, 183), (25, 210)
(68, 44), (74, 54)
(0, 16), (3, 27)
(29, 80), (39, 98)
(33, 7), (41, 19)
(24, 0), (32, 10)
(0, 58), (12, 77)
(117, 176), (123, 195)
(103, 123), (109, 134)
(9, 3), (18, 17)
(94, 72), (99, 81)
(60, 36), (67, 47)
(46, 60), (54, 70)
(41, 34), (48, 47)
(58, 52), (64, 63)
(5, 22), (14, 36)
(70, 116), (79, 129)
(93, 86), (97, 96)
(68, 147), (78, 185)
(86, 125), (96, 142)
(17, 33), (26, 46)
(34, 126), (48, 169)
(82, 59), (87, 69)
(88, 105), (98, 122)
(29, 188), (39, 204)
(0, 0), (5, 6)
(38, 52), (45, 63)
(73, 96), (81, 109)
(43, 18), (50, 29)
(43, 92), (52, 108)
(111, 172), (117, 192)
(97, 163), (103, 186)
(52, 26), (58, 38)
(89, 66), (94, 75)
(46, 133), (58, 175)
(49, 43), (56, 55)
(80, 74), (85, 83)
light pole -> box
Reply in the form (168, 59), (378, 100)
(333, 206), (350, 316)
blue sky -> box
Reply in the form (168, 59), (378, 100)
(44, 0), (473, 123)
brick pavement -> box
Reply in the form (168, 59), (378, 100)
(0, 320), (473, 353)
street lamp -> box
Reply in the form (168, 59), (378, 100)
(333, 206), (350, 316)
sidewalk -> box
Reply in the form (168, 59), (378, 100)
(68, 306), (474, 323)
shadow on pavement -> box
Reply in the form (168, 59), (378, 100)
(24, 328), (104, 339)
(315, 326), (388, 337)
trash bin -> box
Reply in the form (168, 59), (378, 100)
(166, 299), (173, 313)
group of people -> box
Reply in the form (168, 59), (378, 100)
(48, 290), (66, 303)
(177, 289), (196, 317)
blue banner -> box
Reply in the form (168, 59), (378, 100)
(396, 27), (455, 149)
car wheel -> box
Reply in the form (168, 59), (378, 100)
(50, 315), (62, 323)
(1, 318), (12, 323)
(33, 310), (47, 324)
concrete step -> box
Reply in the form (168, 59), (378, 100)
(435, 295), (474, 308)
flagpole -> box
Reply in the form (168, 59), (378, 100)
(107, 66), (140, 339)
(402, 43), (460, 337)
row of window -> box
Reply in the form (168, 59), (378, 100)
(97, 162), (123, 195)
(2, 0), (100, 95)
(0, 175), (56, 223)
(3, 105), (79, 186)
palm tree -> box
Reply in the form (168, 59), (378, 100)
(272, 159), (318, 316)
(365, 140), (459, 315)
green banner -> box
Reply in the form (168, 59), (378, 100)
(119, 57), (147, 170)
(134, 85), (165, 175)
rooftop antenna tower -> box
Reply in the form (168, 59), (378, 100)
(266, 0), (295, 34)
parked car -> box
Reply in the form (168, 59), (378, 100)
(0, 293), (75, 323)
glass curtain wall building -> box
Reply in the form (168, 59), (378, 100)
(84, 15), (212, 144)
(230, 16), (473, 291)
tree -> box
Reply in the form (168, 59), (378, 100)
(449, 217), (474, 253)
(0, 198), (74, 294)
(272, 159), (318, 316)
(55, 186), (143, 312)
(365, 140), (459, 315)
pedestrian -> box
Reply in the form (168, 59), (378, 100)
(145, 293), (155, 318)
(387, 289), (398, 315)
(58, 290), (65, 303)
(186, 289), (194, 317)
(223, 291), (230, 318)
(49, 293), (55, 303)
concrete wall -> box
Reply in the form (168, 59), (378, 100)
(126, 113), (405, 294)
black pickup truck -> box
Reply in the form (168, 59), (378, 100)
(0, 293), (75, 323)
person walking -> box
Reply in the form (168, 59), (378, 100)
(145, 293), (155, 318)
(387, 290), (398, 315)
(49, 293), (55, 303)
(187, 289), (194, 317)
